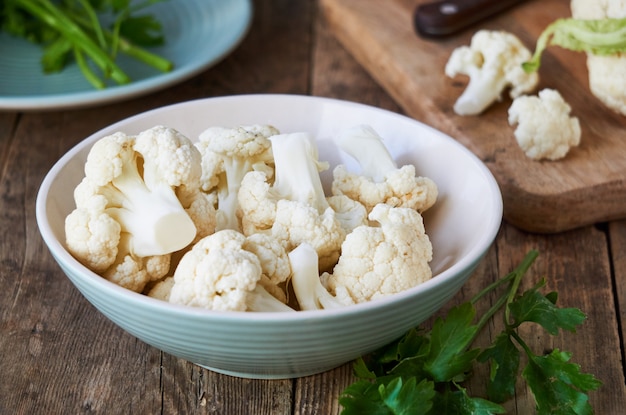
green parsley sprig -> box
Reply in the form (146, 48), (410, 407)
(339, 250), (602, 415)
(1, 0), (173, 89)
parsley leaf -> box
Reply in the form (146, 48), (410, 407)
(478, 332), (521, 403)
(431, 386), (505, 415)
(508, 280), (587, 334)
(523, 349), (603, 415)
(339, 251), (602, 415)
(339, 377), (435, 415)
(421, 302), (481, 382)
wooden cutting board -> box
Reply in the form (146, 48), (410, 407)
(320, 0), (626, 233)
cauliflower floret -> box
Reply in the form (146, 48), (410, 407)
(103, 234), (171, 292)
(242, 233), (291, 303)
(65, 126), (204, 292)
(195, 124), (278, 231)
(168, 230), (294, 312)
(324, 203), (433, 304)
(571, 0), (626, 116)
(64, 193), (121, 273)
(239, 132), (346, 272)
(508, 88), (581, 160)
(146, 276), (175, 301)
(331, 125), (437, 214)
(445, 30), (539, 115)
(326, 195), (368, 234)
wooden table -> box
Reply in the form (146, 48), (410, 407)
(1, 0), (625, 413)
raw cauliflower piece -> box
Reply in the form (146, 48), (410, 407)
(238, 132), (346, 272)
(571, 0), (626, 115)
(242, 233), (292, 303)
(331, 125), (437, 214)
(289, 242), (354, 311)
(323, 203), (433, 304)
(146, 276), (175, 301)
(168, 230), (294, 312)
(508, 88), (581, 160)
(65, 126), (208, 292)
(195, 124), (278, 231)
(445, 30), (539, 115)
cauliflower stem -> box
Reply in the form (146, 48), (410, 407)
(270, 132), (330, 213)
(289, 243), (346, 311)
(101, 160), (196, 257)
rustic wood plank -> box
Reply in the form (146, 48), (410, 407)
(0, 112), (165, 415)
(320, 0), (626, 233)
(608, 220), (626, 382)
(494, 224), (625, 413)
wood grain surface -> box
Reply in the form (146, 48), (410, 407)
(321, 0), (626, 233)
(1, 1), (626, 414)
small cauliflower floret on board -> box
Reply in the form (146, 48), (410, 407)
(508, 89), (581, 161)
(168, 230), (294, 312)
(571, 0), (626, 116)
(65, 126), (206, 292)
(331, 125), (437, 214)
(445, 30), (539, 116)
(239, 132), (346, 272)
(324, 203), (433, 304)
(195, 124), (278, 232)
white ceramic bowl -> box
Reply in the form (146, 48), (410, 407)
(36, 94), (502, 379)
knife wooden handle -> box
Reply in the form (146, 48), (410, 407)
(414, 0), (527, 37)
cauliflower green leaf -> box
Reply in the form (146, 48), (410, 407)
(524, 17), (626, 72)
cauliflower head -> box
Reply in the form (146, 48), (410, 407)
(571, 0), (626, 116)
(508, 88), (581, 160)
(445, 30), (539, 115)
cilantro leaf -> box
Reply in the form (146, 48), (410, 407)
(508, 280), (587, 334)
(478, 332), (521, 403)
(523, 349), (602, 415)
(421, 302), (481, 382)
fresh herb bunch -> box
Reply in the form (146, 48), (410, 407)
(339, 250), (602, 415)
(0, 0), (173, 89)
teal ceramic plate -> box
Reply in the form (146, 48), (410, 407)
(0, 0), (252, 111)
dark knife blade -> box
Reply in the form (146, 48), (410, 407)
(414, 0), (528, 37)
